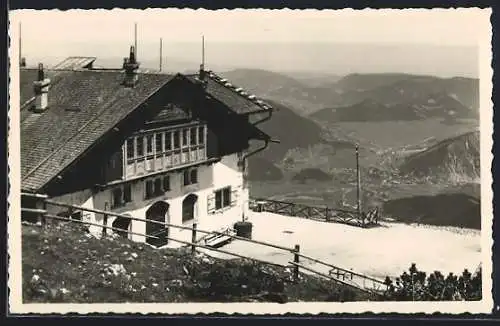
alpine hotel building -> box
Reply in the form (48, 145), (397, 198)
(20, 47), (274, 248)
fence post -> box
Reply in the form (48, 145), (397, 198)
(325, 207), (329, 222)
(102, 214), (108, 236)
(41, 197), (47, 227)
(191, 222), (197, 254)
(293, 244), (300, 282)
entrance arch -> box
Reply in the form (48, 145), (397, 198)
(145, 201), (170, 247)
(182, 194), (198, 223)
(112, 214), (132, 239)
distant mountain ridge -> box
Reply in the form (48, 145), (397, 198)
(220, 69), (479, 120)
(399, 130), (480, 183)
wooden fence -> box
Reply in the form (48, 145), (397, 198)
(249, 197), (380, 228)
(20, 192), (390, 296)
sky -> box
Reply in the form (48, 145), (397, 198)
(10, 8), (491, 77)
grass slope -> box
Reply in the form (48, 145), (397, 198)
(22, 222), (373, 303)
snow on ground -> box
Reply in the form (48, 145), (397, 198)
(199, 211), (481, 280)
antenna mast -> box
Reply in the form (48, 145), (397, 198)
(159, 38), (163, 72)
(134, 22), (138, 60)
(19, 22), (22, 64)
(201, 35), (205, 69)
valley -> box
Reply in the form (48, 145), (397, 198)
(238, 69), (481, 230)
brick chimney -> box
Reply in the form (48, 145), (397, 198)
(197, 64), (208, 88)
(123, 45), (139, 87)
(33, 63), (50, 112)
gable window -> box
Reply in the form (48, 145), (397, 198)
(165, 132), (172, 150)
(190, 128), (197, 145)
(183, 168), (198, 186)
(126, 139), (134, 159)
(182, 129), (189, 147)
(198, 126), (205, 144)
(215, 187), (232, 210)
(146, 135), (153, 154)
(136, 136), (144, 157)
(155, 133), (163, 153)
(173, 131), (180, 149)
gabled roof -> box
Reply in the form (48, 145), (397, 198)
(52, 56), (97, 70)
(19, 68), (272, 192)
(20, 69), (176, 191)
(186, 71), (273, 115)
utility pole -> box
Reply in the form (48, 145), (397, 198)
(356, 144), (362, 223)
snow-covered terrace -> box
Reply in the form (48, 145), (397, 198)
(198, 211), (481, 280)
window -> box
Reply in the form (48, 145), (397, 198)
(182, 129), (189, 147)
(136, 136), (144, 156)
(183, 168), (198, 186)
(154, 178), (163, 196)
(162, 175), (170, 191)
(173, 131), (180, 149)
(165, 132), (172, 150)
(145, 176), (169, 199)
(112, 187), (123, 208)
(215, 187), (232, 210)
(123, 184), (132, 203)
(190, 169), (198, 184)
(155, 133), (163, 153)
(223, 187), (231, 207)
(198, 126), (205, 144)
(146, 135), (153, 154)
(190, 128), (197, 145)
(126, 139), (134, 159)
(145, 180), (154, 199)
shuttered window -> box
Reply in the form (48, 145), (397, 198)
(212, 186), (234, 211)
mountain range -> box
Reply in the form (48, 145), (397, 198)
(220, 69), (480, 120)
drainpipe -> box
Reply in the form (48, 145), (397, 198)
(242, 139), (269, 162)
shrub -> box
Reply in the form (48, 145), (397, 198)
(383, 263), (482, 301)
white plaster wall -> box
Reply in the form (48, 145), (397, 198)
(48, 152), (248, 248)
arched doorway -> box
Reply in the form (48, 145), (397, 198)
(112, 214), (132, 239)
(145, 201), (170, 247)
(182, 194), (198, 223)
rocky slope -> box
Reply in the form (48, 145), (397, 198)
(22, 222), (372, 303)
(399, 130), (480, 183)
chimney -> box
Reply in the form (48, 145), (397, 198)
(20, 57), (26, 68)
(123, 45), (139, 87)
(198, 64), (207, 83)
(33, 63), (50, 112)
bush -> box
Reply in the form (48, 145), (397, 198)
(383, 263), (482, 301)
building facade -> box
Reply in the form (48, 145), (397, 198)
(20, 47), (273, 248)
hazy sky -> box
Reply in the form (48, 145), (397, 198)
(10, 9), (490, 77)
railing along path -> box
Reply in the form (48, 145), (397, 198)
(21, 192), (389, 295)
